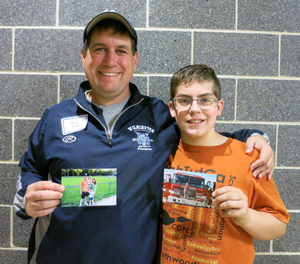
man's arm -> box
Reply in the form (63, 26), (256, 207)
(14, 111), (64, 219)
(212, 186), (286, 240)
(246, 134), (274, 180)
(220, 129), (274, 179)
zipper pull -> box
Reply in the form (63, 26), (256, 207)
(107, 133), (112, 146)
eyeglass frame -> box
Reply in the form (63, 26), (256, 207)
(172, 96), (218, 109)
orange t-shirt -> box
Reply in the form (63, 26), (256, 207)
(80, 179), (88, 192)
(160, 138), (289, 264)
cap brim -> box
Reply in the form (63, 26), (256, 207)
(84, 12), (136, 41)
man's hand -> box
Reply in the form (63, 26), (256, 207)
(212, 186), (249, 227)
(245, 134), (274, 180)
(25, 181), (65, 218)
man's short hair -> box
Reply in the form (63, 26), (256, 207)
(170, 64), (221, 100)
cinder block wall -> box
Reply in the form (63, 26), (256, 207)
(1, 1), (299, 263)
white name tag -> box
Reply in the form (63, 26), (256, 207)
(61, 115), (88, 135)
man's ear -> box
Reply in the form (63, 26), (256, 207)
(81, 48), (87, 65)
(217, 99), (224, 117)
(168, 101), (176, 118)
(133, 51), (139, 72)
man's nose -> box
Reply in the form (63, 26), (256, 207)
(103, 50), (117, 66)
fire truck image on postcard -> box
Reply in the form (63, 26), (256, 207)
(162, 169), (217, 208)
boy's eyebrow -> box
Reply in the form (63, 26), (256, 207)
(176, 93), (214, 98)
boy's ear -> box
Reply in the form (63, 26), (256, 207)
(168, 101), (176, 118)
(217, 99), (224, 117)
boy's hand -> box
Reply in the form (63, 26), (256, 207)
(212, 186), (249, 227)
(245, 134), (274, 180)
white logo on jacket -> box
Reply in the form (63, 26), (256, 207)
(62, 135), (77, 143)
(128, 125), (154, 151)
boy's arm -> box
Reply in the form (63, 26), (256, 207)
(220, 129), (274, 179)
(212, 186), (287, 240)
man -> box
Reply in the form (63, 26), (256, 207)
(14, 10), (274, 264)
(79, 174), (89, 206)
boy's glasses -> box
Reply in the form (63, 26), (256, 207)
(173, 96), (218, 109)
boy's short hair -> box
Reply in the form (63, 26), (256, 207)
(170, 64), (221, 100)
(83, 19), (137, 54)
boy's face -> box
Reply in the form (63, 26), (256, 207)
(169, 80), (224, 145)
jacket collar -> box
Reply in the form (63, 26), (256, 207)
(75, 80), (144, 109)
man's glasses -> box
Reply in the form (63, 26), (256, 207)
(173, 96), (218, 109)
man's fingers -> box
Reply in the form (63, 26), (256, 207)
(25, 182), (64, 218)
(28, 181), (65, 192)
(26, 203), (60, 218)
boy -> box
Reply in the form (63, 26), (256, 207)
(160, 65), (289, 264)
(89, 188), (95, 205)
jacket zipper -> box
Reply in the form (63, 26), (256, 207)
(74, 98), (144, 146)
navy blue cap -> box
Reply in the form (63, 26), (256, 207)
(83, 10), (137, 45)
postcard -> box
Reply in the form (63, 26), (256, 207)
(162, 169), (216, 208)
(61, 168), (117, 207)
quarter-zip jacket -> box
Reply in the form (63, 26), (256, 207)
(14, 81), (265, 264)
(15, 81), (180, 264)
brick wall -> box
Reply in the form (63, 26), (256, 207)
(1, 0), (299, 263)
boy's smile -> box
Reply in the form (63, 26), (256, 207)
(169, 80), (224, 146)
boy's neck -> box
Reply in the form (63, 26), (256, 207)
(181, 131), (228, 147)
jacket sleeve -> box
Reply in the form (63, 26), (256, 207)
(220, 129), (270, 143)
(14, 111), (49, 220)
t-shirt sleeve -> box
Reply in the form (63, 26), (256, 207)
(250, 176), (290, 223)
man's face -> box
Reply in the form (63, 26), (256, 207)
(81, 27), (139, 105)
(169, 80), (224, 146)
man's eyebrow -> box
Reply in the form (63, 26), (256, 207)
(91, 42), (130, 51)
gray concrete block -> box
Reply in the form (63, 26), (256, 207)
(254, 254), (300, 264)
(0, 74), (58, 118)
(0, 0), (56, 26)
(60, 75), (87, 102)
(254, 239), (271, 253)
(194, 33), (278, 76)
(0, 119), (12, 161)
(149, 76), (170, 104)
(13, 214), (34, 248)
(277, 125), (300, 167)
(236, 79), (300, 122)
(137, 31), (191, 74)
(131, 76), (148, 96)
(281, 35), (300, 77)
(238, 0), (300, 33)
(149, 0), (235, 29)
(14, 119), (40, 162)
(273, 169), (300, 210)
(59, 1), (146, 28)
(273, 212), (300, 252)
(0, 164), (20, 204)
(0, 249), (27, 264)
(15, 29), (83, 72)
(0, 207), (10, 247)
(0, 29), (12, 71)
(218, 78), (235, 121)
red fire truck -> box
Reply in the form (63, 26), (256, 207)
(163, 171), (216, 208)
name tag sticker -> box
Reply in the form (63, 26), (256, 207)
(61, 115), (88, 135)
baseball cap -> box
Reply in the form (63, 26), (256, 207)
(83, 9), (137, 46)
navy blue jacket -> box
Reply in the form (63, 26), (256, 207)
(14, 81), (263, 264)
